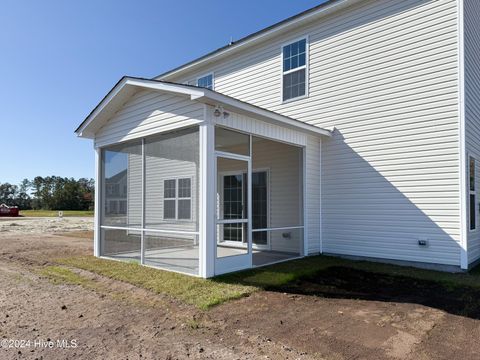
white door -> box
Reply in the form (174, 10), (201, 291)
(215, 153), (252, 275)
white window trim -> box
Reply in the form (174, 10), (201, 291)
(469, 154), (477, 232)
(163, 177), (193, 221)
(280, 35), (309, 104)
(196, 72), (215, 90)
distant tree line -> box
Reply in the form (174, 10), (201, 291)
(0, 176), (94, 210)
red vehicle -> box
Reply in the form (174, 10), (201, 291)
(0, 204), (19, 217)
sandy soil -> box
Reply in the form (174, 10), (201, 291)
(1, 222), (480, 359)
(0, 217), (93, 235)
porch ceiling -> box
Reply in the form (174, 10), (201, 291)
(75, 76), (333, 139)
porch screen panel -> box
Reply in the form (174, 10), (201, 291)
(144, 127), (200, 275)
(103, 141), (142, 227)
(215, 127), (250, 156)
(101, 228), (141, 260)
(252, 136), (304, 265)
(101, 140), (142, 260)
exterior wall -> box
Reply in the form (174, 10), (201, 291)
(164, 0), (462, 265)
(305, 135), (321, 254)
(464, 0), (480, 264)
(95, 90), (204, 147)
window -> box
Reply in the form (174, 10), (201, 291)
(470, 157), (476, 231)
(197, 74), (213, 90)
(178, 178), (192, 220)
(282, 38), (307, 102)
(163, 178), (192, 220)
(164, 179), (176, 219)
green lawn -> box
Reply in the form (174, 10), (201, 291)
(54, 256), (257, 309)
(47, 254), (480, 310)
(20, 210), (94, 217)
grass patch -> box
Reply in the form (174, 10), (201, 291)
(39, 266), (94, 287)
(20, 210), (94, 217)
(52, 254), (480, 311)
(219, 255), (480, 291)
(55, 256), (257, 309)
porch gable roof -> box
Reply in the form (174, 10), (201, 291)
(75, 76), (332, 139)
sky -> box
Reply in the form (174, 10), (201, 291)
(0, 0), (325, 185)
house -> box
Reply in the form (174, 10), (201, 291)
(75, 0), (480, 277)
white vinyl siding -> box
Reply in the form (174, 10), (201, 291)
(464, 0), (480, 264)
(165, 0), (461, 266)
(211, 105), (308, 146)
(95, 90), (204, 147)
(305, 135), (321, 254)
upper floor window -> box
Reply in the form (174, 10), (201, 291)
(197, 74), (214, 90)
(282, 38), (307, 102)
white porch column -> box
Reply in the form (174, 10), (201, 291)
(199, 116), (215, 278)
(94, 146), (101, 257)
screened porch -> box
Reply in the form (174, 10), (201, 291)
(99, 125), (305, 276)
(75, 77), (329, 277)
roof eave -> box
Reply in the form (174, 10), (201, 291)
(156, 0), (354, 80)
(75, 77), (332, 141)
(75, 77), (206, 138)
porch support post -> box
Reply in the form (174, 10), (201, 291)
(199, 112), (215, 278)
(94, 146), (101, 257)
(247, 135), (253, 266)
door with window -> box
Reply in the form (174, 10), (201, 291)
(215, 154), (251, 275)
(220, 171), (268, 246)
(222, 173), (245, 245)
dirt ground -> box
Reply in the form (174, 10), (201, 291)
(1, 219), (480, 359)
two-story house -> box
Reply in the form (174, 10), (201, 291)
(75, 0), (480, 277)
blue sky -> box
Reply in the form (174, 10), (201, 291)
(0, 0), (325, 185)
